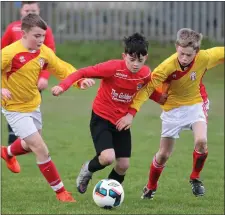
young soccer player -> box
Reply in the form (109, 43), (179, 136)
(1, 1), (56, 145)
(116, 28), (224, 199)
(51, 32), (167, 194)
(1, 14), (94, 202)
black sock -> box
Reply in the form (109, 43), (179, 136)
(108, 168), (125, 184)
(88, 155), (106, 173)
(8, 124), (17, 145)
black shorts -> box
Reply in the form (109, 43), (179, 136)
(90, 111), (132, 158)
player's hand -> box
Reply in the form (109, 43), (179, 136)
(116, 113), (134, 131)
(80, 78), (95, 90)
(1, 88), (12, 100)
(51, 86), (64, 96)
(158, 93), (168, 105)
(38, 78), (48, 90)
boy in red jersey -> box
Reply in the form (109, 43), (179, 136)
(117, 28), (224, 199)
(52, 33), (167, 194)
(1, 14), (94, 202)
(1, 1), (56, 145)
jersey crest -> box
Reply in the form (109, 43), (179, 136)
(137, 82), (144, 90)
(39, 58), (45, 69)
(190, 71), (196, 81)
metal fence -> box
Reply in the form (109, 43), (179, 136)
(1, 1), (224, 43)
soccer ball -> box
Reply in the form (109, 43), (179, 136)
(92, 179), (124, 209)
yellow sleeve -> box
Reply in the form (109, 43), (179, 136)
(151, 66), (170, 89)
(130, 62), (172, 112)
(45, 47), (80, 88)
(1, 48), (13, 74)
(206, 47), (224, 70)
(130, 81), (155, 112)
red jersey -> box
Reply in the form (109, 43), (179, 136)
(59, 59), (160, 125)
(1, 20), (56, 80)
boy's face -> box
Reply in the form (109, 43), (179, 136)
(22, 27), (46, 50)
(176, 45), (197, 66)
(20, 3), (40, 18)
(122, 53), (148, 73)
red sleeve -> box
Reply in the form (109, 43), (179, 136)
(44, 27), (56, 52)
(149, 90), (163, 103)
(1, 24), (13, 49)
(59, 60), (118, 91)
(127, 108), (137, 117)
(38, 70), (51, 79)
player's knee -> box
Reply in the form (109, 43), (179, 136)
(116, 161), (129, 173)
(99, 150), (115, 166)
(100, 155), (115, 166)
(195, 137), (208, 153)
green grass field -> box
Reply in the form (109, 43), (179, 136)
(1, 41), (224, 214)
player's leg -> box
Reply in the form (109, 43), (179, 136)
(109, 157), (129, 183)
(2, 108), (75, 202)
(189, 121), (208, 196)
(1, 110), (32, 173)
(76, 111), (115, 194)
(108, 128), (131, 184)
(30, 106), (76, 202)
(142, 137), (176, 199)
(142, 109), (181, 199)
(7, 123), (17, 145)
(23, 130), (75, 202)
(188, 102), (209, 196)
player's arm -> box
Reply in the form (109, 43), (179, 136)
(206, 47), (224, 70)
(116, 82), (156, 131)
(44, 47), (82, 87)
(52, 60), (117, 95)
(1, 24), (13, 49)
(127, 81), (156, 116)
(116, 66), (171, 131)
(149, 82), (170, 105)
(1, 48), (13, 101)
(128, 66), (170, 116)
(1, 48), (12, 73)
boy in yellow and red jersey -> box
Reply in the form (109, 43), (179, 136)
(1, 14), (95, 202)
(116, 28), (224, 198)
(1, 1), (56, 145)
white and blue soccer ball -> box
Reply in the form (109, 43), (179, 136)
(92, 179), (124, 209)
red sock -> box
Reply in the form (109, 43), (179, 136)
(38, 158), (65, 194)
(190, 150), (208, 179)
(8, 138), (30, 157)
(147, 156), (165, 190)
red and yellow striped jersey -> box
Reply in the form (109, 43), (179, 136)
(130, 47), (224, 112)
(1, 40), (78, 112)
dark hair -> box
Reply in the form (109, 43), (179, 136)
(22, 13), (47, 32)
(123, 33), (149, 59)
(21, 1), (40, 7)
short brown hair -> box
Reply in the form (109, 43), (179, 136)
(21, 1), (40, 7)
(175, 28), (203, 50)
(21, 14), (47, 32)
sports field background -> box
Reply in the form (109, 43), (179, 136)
(1, 41), (224, 214)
